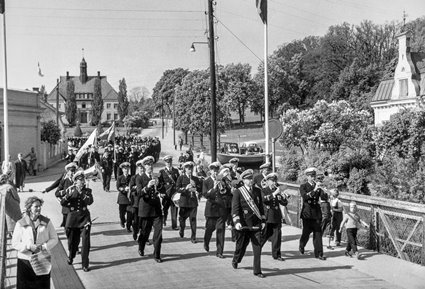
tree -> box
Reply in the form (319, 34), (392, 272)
(91, 77), (103, 126)
(152, 68), (190, 116)
(74, 122), (83, 137)
(65, 80), (77, 126)
(220, 63), (258, 124)
(123, 110), (150, 129)
(41, 120), (61, 144)
(117, 78), (129, 121)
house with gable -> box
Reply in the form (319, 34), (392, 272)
(46, 57), (119, 125)
(371, 30), (425, 126)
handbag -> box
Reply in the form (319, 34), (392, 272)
(30, 250), (52, 276)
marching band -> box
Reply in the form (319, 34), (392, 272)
(45, 139), (300, 277)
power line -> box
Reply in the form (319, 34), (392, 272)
(8, 6), (203, 13)
(214, 16), (262, 62)
(6, 14), (204, 22)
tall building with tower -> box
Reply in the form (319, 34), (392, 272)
(46, 57), (119, 125)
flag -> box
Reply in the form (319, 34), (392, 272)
(0, 0), (5, 14)
(256, 0), (267, 24)
(74, 128), (97, 162)
(38, 62), (44, 77)
(98, 121), (115, 142)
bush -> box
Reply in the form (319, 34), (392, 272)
(74, 123), (83, 137)
(347, 168), (370, 195)
(41, 121), (61, 144)
(279, 148), (302, 182)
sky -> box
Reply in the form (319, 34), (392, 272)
(0, 0), (424, 95)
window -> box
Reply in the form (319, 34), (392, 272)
(106, 103), (111, 109)
(114, 113), (118, 120)
(107, 113), (111, 120)
(82, 102), (86, 109)
(399, 79), (408, 97)
(114, 103), (118, 109)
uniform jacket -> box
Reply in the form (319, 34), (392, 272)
(136, 173), (162, 218)
(63, 186), (93, 228)
(116, 174), (132, 205)
(55, 176), (74, 214)
(202, 176), (232, 218)
(158, 166), (179, 198)
(232, 185), (265, 228)
(12, 214), (58, 261)
(299, 182), (324, 220)
(262, 186), (288, 224)
(100, 156), (113, 175)
(176, 174), (201, 208)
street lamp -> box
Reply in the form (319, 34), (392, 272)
(190, 41), (209, 52)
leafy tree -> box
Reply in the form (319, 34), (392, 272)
(91, 77), (103, 126)
(65, 80), (77, 126)
(41, 120), (61, 144)
(152, 68), (189, 116)
(123, 110), (150, 129)
(220, 63), (258, 123)
(117, 78), (129, 121)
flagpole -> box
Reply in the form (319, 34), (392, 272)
(1, 10), (9, 162)
(264, 21), (269, 157)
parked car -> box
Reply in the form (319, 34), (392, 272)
(239, 141), (263, 155)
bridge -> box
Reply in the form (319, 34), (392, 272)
(1, 126), (425, 289)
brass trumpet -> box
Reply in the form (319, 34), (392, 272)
(270, 183), (291, 199)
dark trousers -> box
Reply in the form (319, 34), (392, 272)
(261, 223), (282, 259)
(179, 207), (197, 240)
(138, 216), (163, 259)
(162, 197), (178, 228)
(204, 216), (226, 254)
(67, 225), (91, 267)
(346, 228), (358, 253)
(102, 172), (111, 191)
(299, 218), (323, 258)
(60, 213), (68, 227)
(17, 258), (50, 289)
(233, 229), (262, 274)
(118, 204), (130, 228)
(321, 217), (331, 235)
(330, 212), (343, 242)
(132, 208), (139, 235)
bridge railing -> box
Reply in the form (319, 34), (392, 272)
(0, 193), (6, 289)
(281, 182), (425, 266)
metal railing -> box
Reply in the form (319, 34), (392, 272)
(0, 193), (7, 289)
(282, 182), (425, 265)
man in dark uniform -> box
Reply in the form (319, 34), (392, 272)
(261, 172), (288, 261)
(62, 171), (94, 272)
(176, 161), (201, 243)
(79, 147), (90, 170)
(55, 162), (78, 228)
(114, 146), (126, 179)
(136, 156), (163, 262)
(231, 169), (266, 278)
(158, 155), (180, 229)
(130, 160), (144, 240)
(228, 158), (240, 181)
(100, 152), (113, 192)
(202, 161), (230, 258)
(116, 162), (132, 232)
(299, 167), (326, 260)
(65, 148), (75, 164)
(128, 145), (139, 176)
(253, 162), (272, 189)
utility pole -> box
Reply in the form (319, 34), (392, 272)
(1, 8), (9, 162)
(56, 79), (59, 125)
(208, 0), (217, 161)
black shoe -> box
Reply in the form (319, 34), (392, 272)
(299, 246), (305, 254)
(67, 257), (73, 265)
(254, 273), (265, 278)
(204, 244), (209, 252)
(127, 228), (132, 233)
(345, 251), (352, 257)
(120, 223), (125, 228)
(179, 230), (184, 238)
(163, 221), (167, 227)
(82, 267), (90, 272)
(216, 253), (224, 259)
(232, 261), (238, 269)
(317, 256), (327, 260)
(133, 233), (137, 241)
(172, 227), (179, 230)
(155, 258), (162, 263)
(191, 239), (197, 244)
(274, 256), (284, 261)
(138, 249), (144, 256)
